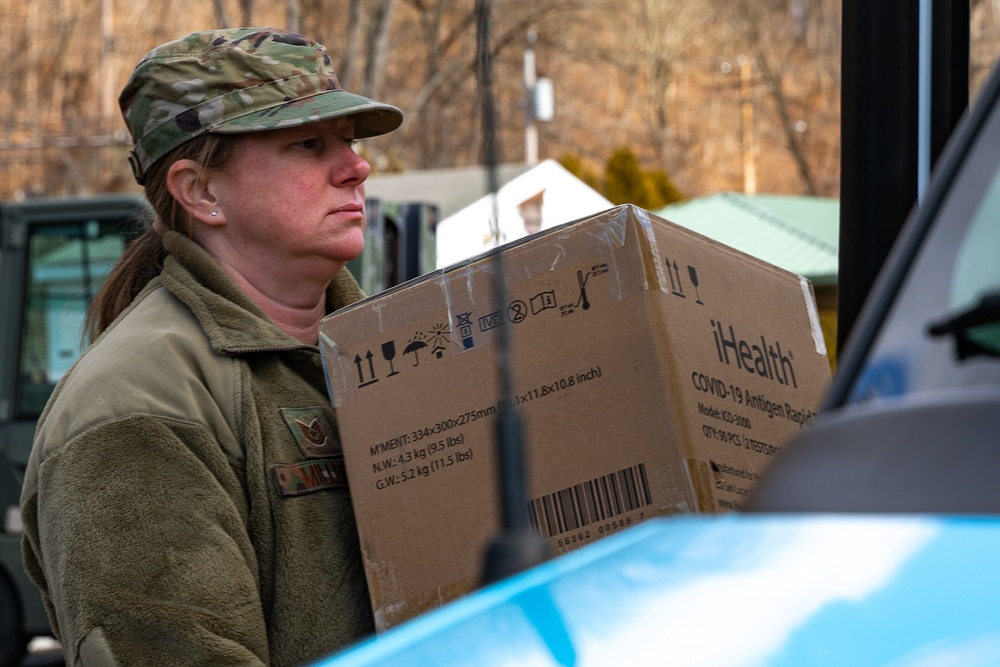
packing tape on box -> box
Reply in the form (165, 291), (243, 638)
(800, 275), (828, 355)
(632, 206), (671, 295)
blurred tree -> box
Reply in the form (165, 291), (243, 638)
(395, 0), (478, 168)
(362, 0), (396, 100)
(603, 146), (684, 209)
(609, 0), (715, 173)
(604, 147), (646, 206)
(645, 168), (685, 207)
(557, 153), (601, 192)
(5, 0), (998, 201)
(719, 0), (842, 196)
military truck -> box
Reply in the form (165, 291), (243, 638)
(0, 194), (435, 666)
(0, 194), (149, 666)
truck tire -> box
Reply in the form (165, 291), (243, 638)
(0, 571), (26, 667)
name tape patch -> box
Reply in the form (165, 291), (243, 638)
(273, 459), (348, 497)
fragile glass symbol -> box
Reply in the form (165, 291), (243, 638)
(381, 341), (399, 376)
(688, 265), (704, 304)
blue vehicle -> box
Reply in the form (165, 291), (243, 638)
(312, 27), (1000, 667)
(314, 515), (1000, 666)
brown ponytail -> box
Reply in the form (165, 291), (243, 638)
(85, 133), (237, 342)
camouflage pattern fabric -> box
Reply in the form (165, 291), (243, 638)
(119, 26), (403, 184)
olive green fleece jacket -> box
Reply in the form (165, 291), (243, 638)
(21, 231), (373, 666)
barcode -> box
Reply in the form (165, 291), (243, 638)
(527, 463), (652, 538)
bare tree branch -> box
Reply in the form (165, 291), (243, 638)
(338, 0), (363, 85)
(363, 0), (397, 99)
(213, 0), (230, 27)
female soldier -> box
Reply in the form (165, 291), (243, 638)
(21, 27), (402, 666)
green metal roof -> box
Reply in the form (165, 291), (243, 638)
(658, 192), (839, 286)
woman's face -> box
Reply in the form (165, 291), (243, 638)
(205, 116), (371, 282)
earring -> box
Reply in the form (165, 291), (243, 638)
(210, 210), (218, 217)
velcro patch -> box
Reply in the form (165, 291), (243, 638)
(273, 459), (348, 496)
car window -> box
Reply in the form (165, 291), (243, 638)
(849, 86), (1000, 404)
(948, 173), (1000, 353)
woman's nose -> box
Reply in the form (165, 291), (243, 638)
(332, 145), (371, 186)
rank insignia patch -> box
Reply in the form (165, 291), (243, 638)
(280, 407), (339, 458)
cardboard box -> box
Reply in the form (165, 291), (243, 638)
(319, 204), (831, 630)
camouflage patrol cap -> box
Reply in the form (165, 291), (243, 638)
(119, 27), (403, 185)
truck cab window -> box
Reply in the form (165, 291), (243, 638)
(16, 221), (125, 418)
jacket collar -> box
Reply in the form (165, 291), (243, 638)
(158, 231), (365, 354)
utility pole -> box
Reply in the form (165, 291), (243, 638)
(287, 0), (301, 33)
(101, 0), (115, 184)
(524, 32), (539, 165)
(738, 54), (757, 195)
(101, 0), (114, 123)
(523, 31), (553, 166)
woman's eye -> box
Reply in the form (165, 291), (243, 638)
(296, 138), (322, 151)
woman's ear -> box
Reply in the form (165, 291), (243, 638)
(166, 159), (224, 225)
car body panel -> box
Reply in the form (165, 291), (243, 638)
(315, 515), (1000, 667)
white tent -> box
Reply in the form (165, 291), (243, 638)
(435, 159), (613, 268)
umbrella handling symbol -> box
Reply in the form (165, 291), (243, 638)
(403, 338), (428, 366)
